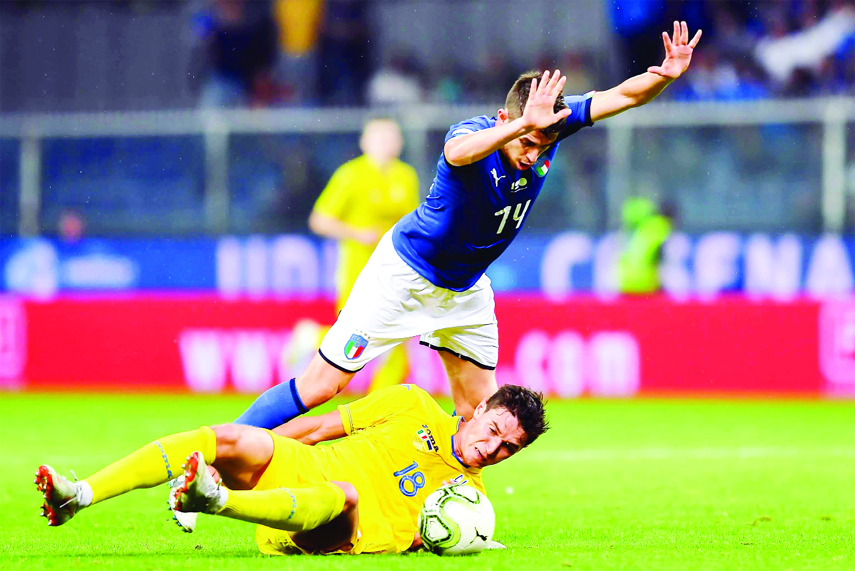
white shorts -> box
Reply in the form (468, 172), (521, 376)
(318, 230), (498, 373)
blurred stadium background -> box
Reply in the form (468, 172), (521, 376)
(1, 0), (854, 399)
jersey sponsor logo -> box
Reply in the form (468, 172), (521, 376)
(510, 177), (528, 192)
(344, 333), (368, 360)
(490, 168), (507, 188)
(534, 157), (550, 177)
(414, 424), (438, 453)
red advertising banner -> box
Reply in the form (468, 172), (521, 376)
(0, 294), (851, 397)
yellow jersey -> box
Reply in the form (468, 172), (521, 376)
(312, 155), (419, 310)
(254, 385), (485, 554)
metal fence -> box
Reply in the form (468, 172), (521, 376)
(1, 97), (853, 237)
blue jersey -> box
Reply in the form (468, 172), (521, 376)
(392, 94), (594, 291)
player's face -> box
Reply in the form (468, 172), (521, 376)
(360, 120), (403, 164)
(496, 108), (556, 171)
(457, 404), (527, 468)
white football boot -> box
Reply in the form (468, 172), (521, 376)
(35, 465), (84, 526)
(171, 451), (227, 515)
(168, 475), (198, 533)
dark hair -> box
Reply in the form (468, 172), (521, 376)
(504, 70), (568, 138)
(485, 384), (549, 446)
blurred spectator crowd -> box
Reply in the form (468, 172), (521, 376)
(2, 0), (853, 112)
(613, 0), (855, 101)
(188, 0), (544, 108)
(3, 0), (852, 239)
(191, 0), (855, 109)
(188, 0), (367, 108)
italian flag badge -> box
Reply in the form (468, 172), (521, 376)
(534, 158), (550, 177)
(344, 334), (368, 360)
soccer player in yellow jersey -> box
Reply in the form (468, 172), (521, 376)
(36, 384), (547, 555)
(308, 117), (420, 392)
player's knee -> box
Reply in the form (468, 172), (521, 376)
(333, 481), (358, 512)
(211, 423), (244, 459)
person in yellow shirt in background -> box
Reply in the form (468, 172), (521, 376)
(309, 118), (420, 391)
(273, 0), (323, 104)
(617, 197), (675, 294)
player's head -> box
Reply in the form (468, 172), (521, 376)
(496, 70), (568, 171)
(455, 384), (549, 468)
(360, 117), (403, 166)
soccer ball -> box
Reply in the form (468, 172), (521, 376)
(418, 484), (495, 555)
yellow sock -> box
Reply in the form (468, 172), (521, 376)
(369, 344), (408, 392)
(218, 482), (346, 532)
(84, 426), (217, 505)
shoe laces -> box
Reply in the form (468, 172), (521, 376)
(59, 469), (81, 510)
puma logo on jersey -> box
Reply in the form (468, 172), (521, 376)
(490, 168), (506, 187)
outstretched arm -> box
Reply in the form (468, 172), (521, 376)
(276, 385), (416, 444)
(272, 410), (346, 445)
(590, 21), (702, 122)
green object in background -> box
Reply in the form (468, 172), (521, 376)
(619, 197), (672, 294)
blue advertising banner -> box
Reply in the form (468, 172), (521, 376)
(1, 232), (853, 298)
(0, 238), (218, 296)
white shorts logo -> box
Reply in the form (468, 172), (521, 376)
(344, 334), (368, 360)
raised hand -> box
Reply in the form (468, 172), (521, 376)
(647, 21), (702, 80)
(521, 69), (572, 131)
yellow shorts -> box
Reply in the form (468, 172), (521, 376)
(253, 432), (364, 556)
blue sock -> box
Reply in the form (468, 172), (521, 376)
(234, 378), (308, 429)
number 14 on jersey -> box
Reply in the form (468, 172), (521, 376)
(495, 200), (531, 234)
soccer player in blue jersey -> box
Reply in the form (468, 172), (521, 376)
(236, 21), (702, 427)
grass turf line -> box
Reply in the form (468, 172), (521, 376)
(1, 394), (853, 570)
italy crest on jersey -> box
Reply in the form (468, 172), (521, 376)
(534, 155), (550, 177)
(413, 424), (438, 452)
(344, 334), (368, 360)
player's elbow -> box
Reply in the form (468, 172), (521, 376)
(307, 211), (326, 236)
(443, 142), (471, 167)
(445, 154), (468, 167)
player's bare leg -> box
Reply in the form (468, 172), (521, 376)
(234, 352), (355, 429)
(438, 351), (498, 420)
(294, 352), (356, 410)
(208, 423), (275, 490)
(176, 424), (357, 552)
(169, 424), (270, 532)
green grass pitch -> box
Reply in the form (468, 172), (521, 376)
(2, 393), (853, 570)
